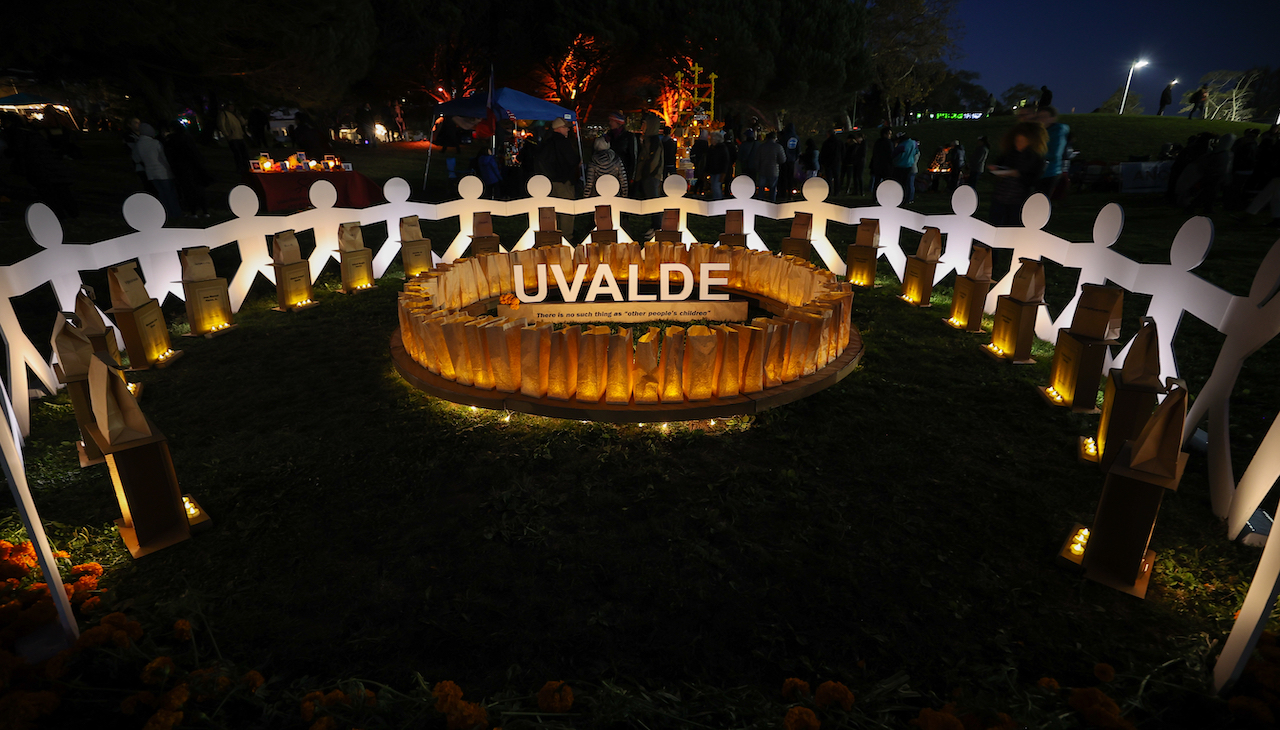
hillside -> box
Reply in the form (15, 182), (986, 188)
(873, 114), (1260, 165)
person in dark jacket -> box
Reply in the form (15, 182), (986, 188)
(819, 129), (842, 188)
(737, 129), (758, 182)
(844, 132), (866, 195)
(538, 118), (581, 238)
(690, 129), (709, 195)
(164, 121), (212, 217)
(1158, 83), (1175, 116)
(636, 115), (666, 236)
(987, 121), (1047, 226)
(753, 131), (786, 201)
(869, 127), (894, 194)
(779, 122), (799, 198)
(585, 135), (628, 198)
(659, 126), (678, 179)
(435, 114), (463, 178)
(801, 138), (820, 180)
(1189, 85), (1209, 119)
(1038, 86), (1053, 109)
(968, 136), (990, 187)
(946, 139), (966, 191)
(604, 111), (637, 187)
(475, 147), (503, 199)
(706, 132), (730, 200)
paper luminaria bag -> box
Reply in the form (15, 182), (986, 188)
(535, 207), (563, 247)
(901, 227), (944, 306)
(74, 288), (108, 337)
(52, 315), (95, 380)
(633, 327), (663, 403)
(964, 243), (993, 281)
(719, 210), (747, 248)
(337, 222), (365, 252)
(108, 262), (153, 310)
(89, 355), (151, 445)
(591, 206), (618, 244)
(1070, 284), (1124, 341)
(846, 219), (882, 288)
(399, 216), (434, 278)
(178, 246), (217, 282)
(1125, 378), (1189, 480)
(780, 213), (814, 259)
(272, 230), (303, 264)
(1120, 317), (1162, 389)
(654, 209), (682, 243)
(1007, 257), (1046, 303)
(471, 212), (501, 255)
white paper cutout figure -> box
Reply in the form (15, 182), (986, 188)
(723, 176), (771, 252)
(218, 185), (276, 310)
(1183, 238), (1280, 525)
(857, 180), (922, 281)
(438, 175), (497, 263)
(1047, 204), (1141, 341)
(985, 193), (1071, 311)
(1112, 217), (1232, 384)
(366, 178), (438, 277)
(776, 177), (845, 273)
(929, 186), (996, 286)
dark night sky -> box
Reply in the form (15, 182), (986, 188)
(953, 0), (1278, 113)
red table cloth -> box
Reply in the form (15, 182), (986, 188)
(242, 170), (385, 212)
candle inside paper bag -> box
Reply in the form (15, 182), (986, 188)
(683, 325), (719, 401)
(576, 326), (611, 402)
(660, 326), (685, 402)
(714, 325), (739, 398)
(633, 327), (663, 404)
(520, 323), (552, 398)
(424, 314), (453, 379)
(733, 324), (766, 394)
(606, 327), (634, 404)
(441, 314), (476, 385)
(464, 316), (497, 389)
(486, 319), (524, 392)
(547, 326), (581, 400)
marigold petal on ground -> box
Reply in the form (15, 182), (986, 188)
(243, 669), (265, 693)
(433, 680), (464, 713)
(140, 656), (177, 685)
(172, 619), (192, 641)
(1036, 677), (1060, 691)
(782, 677), (811, 701)
(814, 680), (854, 711)
(783, 706), (821, 730)
(1093, 663), (1116, 683)
(910, 707), (964, 730)
(537, 680), (573, 712)
(446, 700), (489, 730)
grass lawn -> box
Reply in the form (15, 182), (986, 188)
(2, 116), (1279, 728)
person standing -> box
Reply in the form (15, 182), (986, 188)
(135, 123), (181, 221)
(706, 131), (729, 200)
(538, 118), (581, 239)
(122, 117), (152, 194)
(635, 115), (665, 237)
(844, 132), (866, 195)
(603, 111), (637, 188)
(780, 123), (799, 199)
(1189, 85), (1209, 119)
(869, 127), (894, 193)
(890, 132), (920, 204)
(945, 139), (966, 191)
(247, 107), (270, 148)
(819, 129), (842, 190)
(216, 102), (249, 172)
(585, 135), (628, 198)
(987, 121), (1047, 226)
(659, 125), (678, 180)
(968, 135), (990, 186)
(753, 131), (786, 202)
(435, 115), (463, 179)
(1036, 106), (1069, 196)
(737, 129), (758, 184)
(1038, 86), (1053, 109)
(1158, 83), (1175, 116)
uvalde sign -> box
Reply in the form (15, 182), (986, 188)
(497, 262), (749, 323)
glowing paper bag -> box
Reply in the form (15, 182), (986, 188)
(516, 249), (542, 294)
(108, 262), (152, 310)
(714, 325), (740, 398)
(441, 314), (476, 385)
(519, 323), (552, 398)
(468, 256), (491, 301)
(917, 227), (943, 262)
(633, 327), (663, 404)
(52, 315), (94, 379)
(486, 319), (525, 393)
(642, 242), (661, 281)
(660, 326), (686, 403)
(272, 230), (302, 264)
(465, 316), (496, 390)
(733, 324), (767, 394)
(576, 326), (611, 403)
(400, 215), (425, 242)
(89, 355), (151, 445)
(606, 327), (634, 404)
(1126, 380), (1188, 478)
(753, 318), (789, 389)
(1121, 318), (1162, 389)
(1071, 284), (1124, 341)
(682, 325), (719, 401)
(178, 246), (217, 282)
(965, 244), (993, 281)
(74, 288), (107, 337)
(547, 325), (581, 400)
(338, 221), (365, 252)
(1008, 258), (1046, 303)
(422, 313), (452, 378)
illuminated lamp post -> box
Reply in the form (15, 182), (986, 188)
(1119, 59), (1149, 115)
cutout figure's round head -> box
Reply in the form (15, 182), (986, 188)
(1021, 193), (1051, 230)
(663, 174), (689, 198)
(730, 175), (755, 200)
(1092, 203), (1124, 247)
(384, 177), (411, 203)
(950, 185), (978, 217)
(228, 185), (260, 218)
(1169, 216), (1215, 271)
(526, 175), (551, 198)
(875, 179), (904, 208)
(802, 176), (829, 202)
(123, 193), (166, 231)
(25, 203), (62, 248)
(595, 174), (620, 198)
(457, 175), (484, 199)
(309, 180), (337, 209)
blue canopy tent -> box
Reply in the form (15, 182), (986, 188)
(424, 87), (580, 188)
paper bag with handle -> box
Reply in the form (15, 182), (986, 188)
(659, 326), (686, 403)
(108, 262), (152, 310)
(916, 227), (943, 263)
(179, 246), (218, 282)
(1007, 257), (1045, 303)
(52, 314), (95, 380)
(400, 215), (425, 243)
(1126, 379), (1188, 478)
(89, 355), (151, 445)
(273, 230), (302, 264)
(74, 287), (108, 337)
(606, 327), (634, 404)
(1070, 284), (1124, 341)
(1121, 318), (1162, 389)
(964, 244), (993, 281)
(547, 325), (581, 400)
(633, 327), (663, 404)
(338, 221), (365, 252)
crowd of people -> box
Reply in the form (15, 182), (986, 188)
(1166, 125), (1280, 223)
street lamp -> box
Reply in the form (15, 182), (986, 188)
(1119, 60), (1149, 115)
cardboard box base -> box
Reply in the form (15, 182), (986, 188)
(590, 229), (619, 244)
(1085, 549), (1156, 599)
(1056, 522), (1089, 572)
(273, 300), (321, 313)
(654, 231), (682, 243)
(535, 231), (564, 248)
(1078, 436), (1101, 463)
(115, 517), (190, 559)
(77, 440), (105, 468)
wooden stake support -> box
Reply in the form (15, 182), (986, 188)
(84, 417), (191, 558)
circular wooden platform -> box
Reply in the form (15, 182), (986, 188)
(389, 327), (864, 423)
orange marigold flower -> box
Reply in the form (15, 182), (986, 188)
(41, 649), (75, 680)
(79, 596), (102, 613)
(364, 688), (377, 707)
(243, 670), (265, 693)
(71, 562), (102, 577)
(75, 624), (113, 649)
(537, 681), (573, 713)
(433, 680), (464, 713)
(161, 684), (190, 711)
(141, 708), (183, 730)
(173, 619), (192, 642)
(112, 629), (132, 649)
(1229, 696), (1276, 725)
(100, 612), (129, 628)
(1093, 663), (1116, 683)
(141, 656), (177, 685)
(909, 707), (964, 730)
(1037, 677), (1060, 691)
(12, 541), (37, 569)
(814, 681), (854, 711)
(446, 700), (488, 730)
(782, 677), (811, 701)
(120, 691), (157, 715)
(322, 689), (347, 706)
(52, 550), (70, 559)
(783, 706), (821, 730)
(309, 718), (338, 730)
(300, 700), (316, 722)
